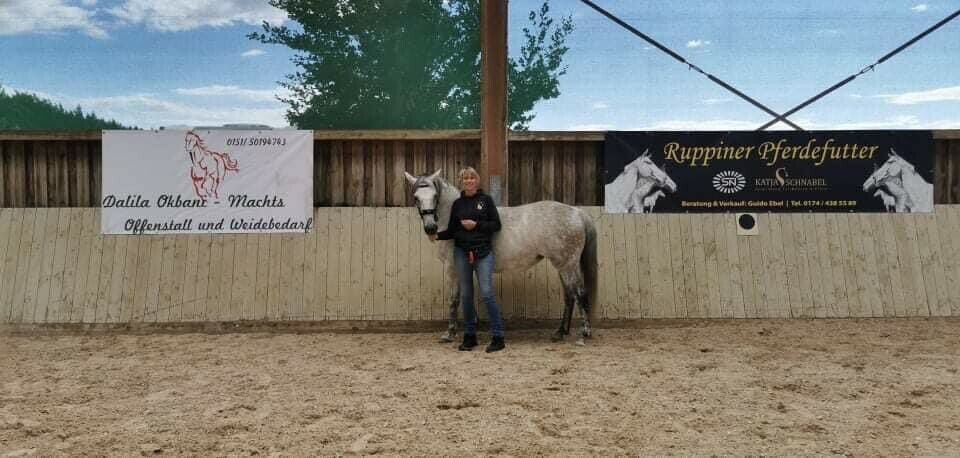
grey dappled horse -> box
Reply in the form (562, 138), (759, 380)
(404, 170), (599, 345)
(863, 149), (933, 213)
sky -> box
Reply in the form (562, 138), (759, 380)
(1, 0), (958, 130)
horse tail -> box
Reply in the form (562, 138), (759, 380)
(580, 210), (599, 323)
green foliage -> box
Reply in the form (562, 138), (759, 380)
(250, 0), (573, 130)
(0, 85), (128, 130)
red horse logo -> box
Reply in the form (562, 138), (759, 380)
(185, 131), (239, 202)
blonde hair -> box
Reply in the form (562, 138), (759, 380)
(459, 166), (480, 183)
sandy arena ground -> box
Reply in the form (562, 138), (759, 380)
(2, 318), (959, 456)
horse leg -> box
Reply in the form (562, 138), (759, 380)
(552, 266), (582, 342)
(440, 264), (460, 343)
(576, 279), (593, 345)
(552, 287), (574, 342)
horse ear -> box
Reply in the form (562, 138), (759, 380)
(641, 149), (650, 159)
(403, 171), (417, 186)
(889, 148), (899, 158)
(429, 169), (442, 180)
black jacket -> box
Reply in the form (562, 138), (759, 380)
(436, 190), (501, 257)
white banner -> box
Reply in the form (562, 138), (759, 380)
(102, 130), (314, 234)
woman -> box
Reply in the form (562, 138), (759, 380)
(430, 167), (505, 352)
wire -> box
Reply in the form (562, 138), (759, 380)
(579, 0), (803, 131)
(755, 8), (960, 131)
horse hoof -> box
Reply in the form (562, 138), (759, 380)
(439, 332), (456, 343)
(550, 332), (565, 342)
(575, 338), (586, 346)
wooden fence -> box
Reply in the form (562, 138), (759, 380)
(1, 130), (958, 208)
(2, 206), (959, 324)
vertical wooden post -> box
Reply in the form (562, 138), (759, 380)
(481, 0), (508, 205)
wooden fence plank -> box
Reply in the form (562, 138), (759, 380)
(251, 233), (268, 320)
(237, 234), (258, 320)
(324, 208), (342, 320)
(154, 236), (176, 322)
(46, 209), (72, 322)
(946, 207), (960, 315)
(3, 210), (32, 321)
(302, 219), (318, 320)
(372, 207), (387, 320)
(8, 142), (26, 207)
(930, 210), (952, 316)
(330, 141), (344, 206)
(168, 236), (189, 322)
(664, 215), (685, 318)
(383, 207), (398, 320)
(744, 218), (766, 318)
(120, 224), (144, 323)
(33, 209), (59, 321)
(370, 141), (386, 206)
(92, 227), (116, 323)
(633, 216), (653, 318)
(679, 215), (699, 317)
(778, 215), (800, 318)
(104, 235), (127, 323)
(723, 215), (746, 319)
(143, 235), (164, 322)
(389, 141), (406, 206)
(267, 234), (283, 319)
(890, 216), (922, 316)
(620, 215), (640, 319)
(0, 209), (17, 321)
(690, 215), (709, 318)
(561, 142), (576, 206)
(312, 208), (329, 320)
(360, 207), (376, 319)
(919, 213), (949, 316)
(583, 142), (599, 207)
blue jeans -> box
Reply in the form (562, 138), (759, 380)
(455, 247), (504, 338)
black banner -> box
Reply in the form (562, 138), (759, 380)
(603, 131), (934, 213)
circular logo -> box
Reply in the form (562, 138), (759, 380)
(712, 171), (746, 194)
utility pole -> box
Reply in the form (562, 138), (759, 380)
(480, 0), (508, 205)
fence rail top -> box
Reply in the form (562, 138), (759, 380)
(0, 129), (957, 141)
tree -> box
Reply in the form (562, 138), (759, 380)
(249, 0), (573, 130)
(0, 85), (128, 130)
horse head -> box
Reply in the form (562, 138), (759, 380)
(184, 131), (206, 165)
(863, 149), (911, 192)
(403, 169), (443, 235)
(631, 150), (677, 200)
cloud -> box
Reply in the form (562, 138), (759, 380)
(877, 86), (960, 105)
(911, 4), (929, 12)
(0, 0), (106, 38)
(73, 94), (289, 128)
(568, 124), (614, 131)
(591, 102), (609, 110)
(108, 0), (287, 32)
(173, 85), (289, 103)
(633, 119), (760, 131)
(241, 49), (265, 58)
(701, 98), (732, 105)
(686, 39), (711, 49)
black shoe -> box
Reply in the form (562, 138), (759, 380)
(485, 336), (505, 353)
(458, 334), (478, 351)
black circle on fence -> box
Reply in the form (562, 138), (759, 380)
(738, 213), (756, 230)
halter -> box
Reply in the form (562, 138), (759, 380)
(413, 178), (442, 218)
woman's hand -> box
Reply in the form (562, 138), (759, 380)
(429, 234), (438, 242)
(461, 219), (477, 231)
